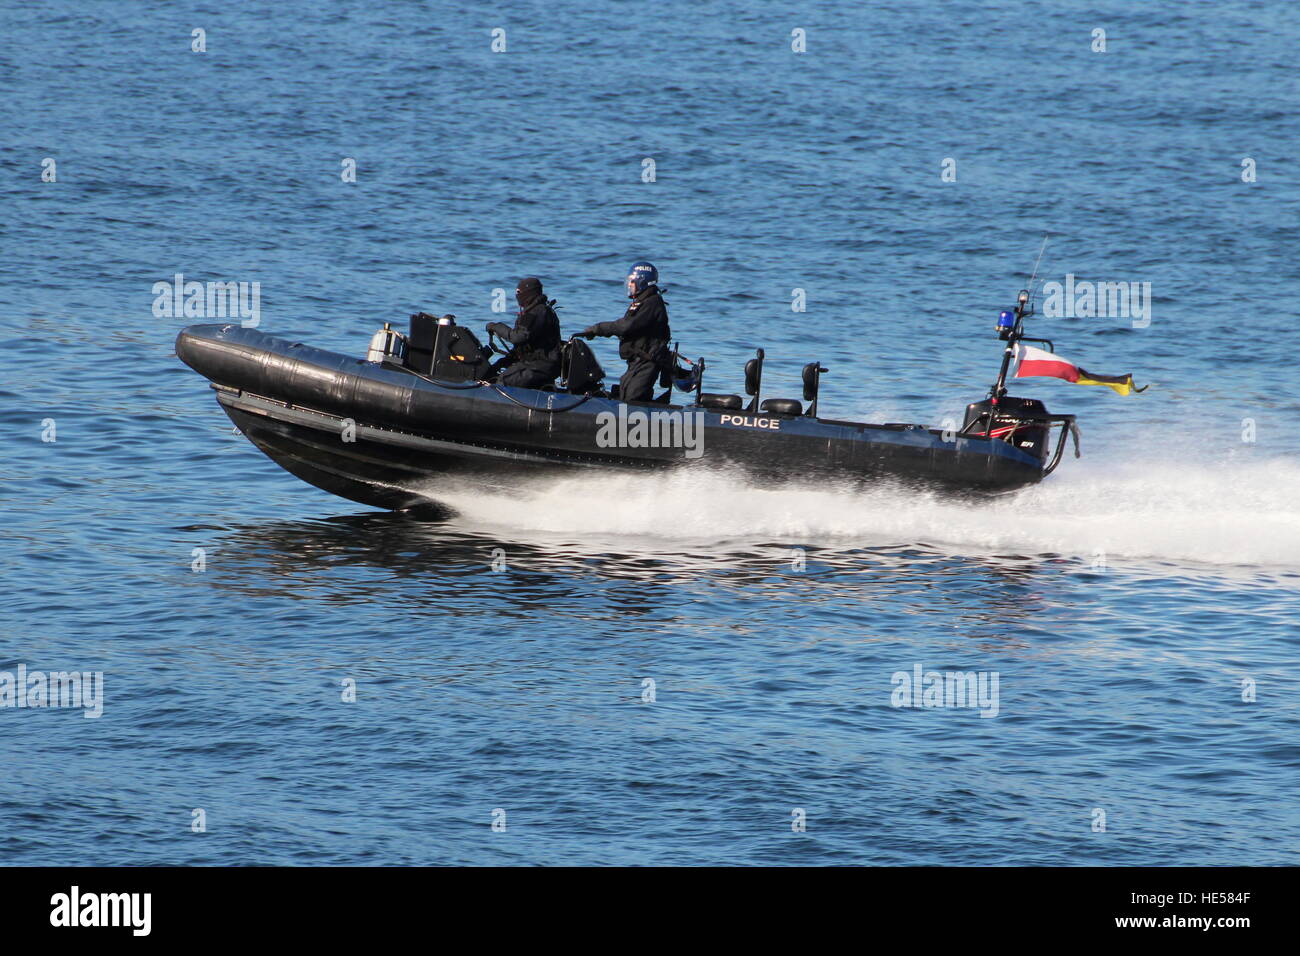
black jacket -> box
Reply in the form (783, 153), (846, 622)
(590, 286), (671, 362)
(490, 298), (562, 372)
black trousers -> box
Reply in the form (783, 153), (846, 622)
(619, 357), (660, 403)
(497, 363), (557, 389)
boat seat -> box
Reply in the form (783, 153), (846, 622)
(760, 398), (803, 416)
(407, 313), (438, 374)
(699, 393), (743, 410)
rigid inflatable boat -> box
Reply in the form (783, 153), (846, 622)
(175, 293), (1078, 510)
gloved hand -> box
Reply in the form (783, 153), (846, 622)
(486, 321), (509, 338)
(580, 326), (598, 339)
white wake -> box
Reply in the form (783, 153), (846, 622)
(416, 447), (1300, 569)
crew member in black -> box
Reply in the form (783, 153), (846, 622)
(486, 277), (562, 388)
(581, 261), (670, 403)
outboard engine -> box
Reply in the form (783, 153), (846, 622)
(962, 396), (1053, 461)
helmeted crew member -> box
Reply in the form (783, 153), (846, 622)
(486, 277), (562, 388)
(580, 261), (671, 403)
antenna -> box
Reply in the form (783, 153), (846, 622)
(991, 236), (1049, 404)
(1024, 233), (1049, 312)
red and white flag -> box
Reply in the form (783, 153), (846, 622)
(1012, 343), (1147, 396)
(1013, 344), (1080, 382)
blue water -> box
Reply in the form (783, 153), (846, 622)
(3, 0), (1299, 865)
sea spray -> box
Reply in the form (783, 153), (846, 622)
(415, 455), (1300, 568)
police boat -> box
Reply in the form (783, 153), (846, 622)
(175, 292), (1079, 510)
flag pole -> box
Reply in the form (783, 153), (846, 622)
(991, 289), (1029, 402)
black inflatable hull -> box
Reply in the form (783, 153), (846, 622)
(176, 324), (1048, 509)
